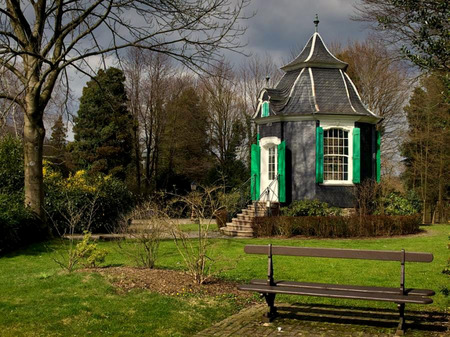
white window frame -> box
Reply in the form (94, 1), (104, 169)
(320, 120), (355, 186)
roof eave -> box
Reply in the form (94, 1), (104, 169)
(281, 62), (348, 72)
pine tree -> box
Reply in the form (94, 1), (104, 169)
(49, 115), (67, 151)
(72, 68), (133, 179)
(47, 115), (68, 174)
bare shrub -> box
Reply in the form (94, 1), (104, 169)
(118, 200), (170, 269)
(170, 187), (225, 284)
(354, 179), (381, 216)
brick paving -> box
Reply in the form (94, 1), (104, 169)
(195, 303), (449, 337)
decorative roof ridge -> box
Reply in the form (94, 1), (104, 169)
(281, 32), (348, 72)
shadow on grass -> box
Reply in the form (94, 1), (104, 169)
(274, 303), (448, 334)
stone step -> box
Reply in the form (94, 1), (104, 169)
(223, 223), (254, 232)
(220, 227), (254, 238)
(242, 209), (266, 217)
(230, 219), (253, 228)
(237, 214), (254, 221)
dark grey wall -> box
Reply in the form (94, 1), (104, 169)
(315, 185), (355, 208)
(259, 122), (282, 139)
(284, 121), (316, 203)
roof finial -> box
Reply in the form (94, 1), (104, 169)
(314, 14), (319, 33)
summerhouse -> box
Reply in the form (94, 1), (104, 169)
(251, 19), (381, 208)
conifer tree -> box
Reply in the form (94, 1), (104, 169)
(72, 68), (133, 180)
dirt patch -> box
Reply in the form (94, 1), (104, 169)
(84, 266), (255, 300)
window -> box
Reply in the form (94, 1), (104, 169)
(323, 128), (349, 181)
(268, 146), (276, 180)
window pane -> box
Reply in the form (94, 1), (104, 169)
(323, 128), (349, 181)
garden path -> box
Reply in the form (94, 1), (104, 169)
(194, 303), (449, 337)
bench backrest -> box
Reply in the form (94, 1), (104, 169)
(244, 245), (433, 263)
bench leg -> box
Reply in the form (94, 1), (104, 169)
(262, 293), (277, 322)
(396, 303), (405, 336)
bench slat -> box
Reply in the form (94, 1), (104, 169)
(244, 245), (433, 262)
(237, 284), (433, 304)
(249, 279), (435, 296)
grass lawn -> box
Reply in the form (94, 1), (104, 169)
(0, 224), (448, 336)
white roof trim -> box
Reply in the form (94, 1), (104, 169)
(343, 72), (378, 117)
(304, 33), (317, 62)
(308, 68), (319, 112)
(340, 69), (356, 113)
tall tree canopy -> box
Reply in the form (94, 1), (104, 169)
(0, 0), (249, 220)
(353, 0), (449, 72)
(401, 73), (449, 222)
(72, 67), (132, 179)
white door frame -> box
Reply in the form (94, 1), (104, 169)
(259, 136), (281, 202)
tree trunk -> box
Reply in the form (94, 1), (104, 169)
(23, 110), (46, 222)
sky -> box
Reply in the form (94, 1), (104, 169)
(233, 0), (369, 65)
(63, 0), (370, 138)
(67, 0), (369, 100)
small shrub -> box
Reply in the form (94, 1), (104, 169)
(377, 192), (421, 215)
(75, 232), (108, 268)
(53, 232), (108, 272)
(253, 214), (421, 238)
(281, 199), (342, 217)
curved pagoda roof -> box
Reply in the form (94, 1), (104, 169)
(257, 29), (381, 124)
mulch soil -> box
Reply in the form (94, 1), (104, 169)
(83, 266), (255, 300)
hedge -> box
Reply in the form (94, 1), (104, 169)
(253, 214), (421, 238)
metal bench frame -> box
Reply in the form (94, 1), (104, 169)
(237, 244), (434, 335)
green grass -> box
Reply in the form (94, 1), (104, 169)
(0, 225), (448, 336)
(178, 222), (219, 232)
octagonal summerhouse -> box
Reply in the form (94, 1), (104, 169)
(251, 26), (382, 208)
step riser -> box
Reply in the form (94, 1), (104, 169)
(232, 219), (253, 225)
(225, 223), (253, 231)
(220, 228), (253, 238)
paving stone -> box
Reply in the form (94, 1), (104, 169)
(194, 303), (449, 337)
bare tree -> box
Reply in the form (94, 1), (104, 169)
(124, 48), (173, 194)
(201, 61), (244, 165)
(0, 0), (250, 222)
(239, 54), (282, 163)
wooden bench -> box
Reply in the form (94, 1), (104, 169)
(237, 244), (434, 335)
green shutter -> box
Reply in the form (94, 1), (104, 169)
(353, 128), (361, 184)
(376, 131), (381, 183)
(316, 127), (324, 183)
(250, 144), (261, 201)
(277, 141), (286, 203)
(262, 102), (269, 117)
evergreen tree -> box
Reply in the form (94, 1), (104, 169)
(47, 115), (68, 175)
(49, 115), (67, 151)
(72, 68), (133, 179)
